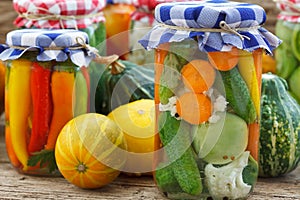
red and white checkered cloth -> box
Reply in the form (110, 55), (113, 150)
(132, 0), (203, 24)
(277, 0), (300, 22)
(13, 0), (106, 29)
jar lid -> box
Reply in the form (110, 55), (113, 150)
(139, 0), (281, 54)
(0, 29), (95, 67)
(276, 0), (300, 23)
(13, 0), (106, 29)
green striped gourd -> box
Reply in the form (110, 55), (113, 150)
(259, 73), (300, 177)
(95, 60), (154, 115)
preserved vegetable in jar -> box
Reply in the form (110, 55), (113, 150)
(12, 0), (107, 112)
(139, 1), (280, 199)
(0, 29), (96, 176)
(103, 1), (135, 60)
(104, 0), (202, 64)
(13, 0), (106, 48)
(275, 0), (300, 104)
(0, 60), (5, 115)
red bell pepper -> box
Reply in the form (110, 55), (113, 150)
(28, 62), (53, 154)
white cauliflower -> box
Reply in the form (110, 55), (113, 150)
(209, 95), (228, 123)
(204, 151), (251, 199)
(159, 96), (180, 119)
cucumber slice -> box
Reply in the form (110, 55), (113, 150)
(193, 112), (248, 165)
(192, 112), (226, 158)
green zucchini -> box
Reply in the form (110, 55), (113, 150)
(259, 73), (300, 177)
(158, 111), (202, 195)
(220, 67), (256, 123)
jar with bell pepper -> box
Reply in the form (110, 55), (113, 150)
(13, 0), (107, 112)
(0, 29), (96, 175)
(139, 1), (281, 199)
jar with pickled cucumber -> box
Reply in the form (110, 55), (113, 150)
(139, 1), (280, 199)
(275, 0), (300, 104)
(0, 29), (96, 176)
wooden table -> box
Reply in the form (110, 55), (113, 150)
(0, 125), (299, 200)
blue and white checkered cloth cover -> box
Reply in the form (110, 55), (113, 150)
(139, 0), (281, 54)
(0, 29), (95, 67)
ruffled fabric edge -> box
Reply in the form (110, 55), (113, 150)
(14, 14), (105, 29)
(138, 25), (282, 54)
(0, 45), (94, 67)
(13, 0), (107, 29)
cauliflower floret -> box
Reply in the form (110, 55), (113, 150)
(159, 96), (180, 119)
(209, 95), (228, 123)
(213, 95), (228, 112)
(205, 151), (251, 199)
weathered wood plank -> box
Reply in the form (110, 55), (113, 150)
(0, 1), (17, 44)
(0, 162), (165, 200)
(0, 131), (299, 200)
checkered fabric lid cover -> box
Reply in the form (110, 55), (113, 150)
(0, 29), (95, 67)
(13, 0), (106, 29)
(139, 0), (281, 53)
(276, 0), (300, 22)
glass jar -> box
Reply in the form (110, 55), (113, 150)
(139, 1), (280, 199)
(0, 60), (5, 115)
(105, 0), (202, 65)
(103, 1), (136, 60)
(12, 0), (107, 112)
(127, 0), (157, 65)
(0, 29), (95, 176)
(129, 0), (203, 65)
(275, 0), (300, 104)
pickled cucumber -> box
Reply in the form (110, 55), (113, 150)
(220, 67), (256, 123)
(158, 111), (203, 195)
(242, 154), (258, 190)
(155, 163), (182, 193)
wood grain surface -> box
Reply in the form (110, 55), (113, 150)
(0, 1), (17, 44)
(0, 1), (297, 199)
(0, 127), (299, 200)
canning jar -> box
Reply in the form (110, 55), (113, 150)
(105, 0), (201, 65)
(139, 1), (281, 199)
(0, 60), (5, 115)
(275, 0), (300, 104)
(0, 29), (96, 176)
(129, 0), (204, 65)
(103, 1), (135, 60)
(13, 0), (107, 113)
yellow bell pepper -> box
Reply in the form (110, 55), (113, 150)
(8, 59), (32, 171)
(238, 50), (260, 118)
